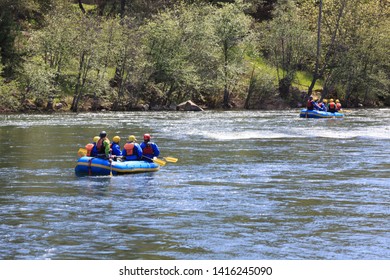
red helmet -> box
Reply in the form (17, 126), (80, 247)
(143, 134), (151, 141)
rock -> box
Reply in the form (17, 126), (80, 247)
(176, 100), (204, 111)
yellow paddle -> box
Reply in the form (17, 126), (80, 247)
(163, 157), (178, 163)
(143, 156), (166, 166)
(78, 148), (87, 157)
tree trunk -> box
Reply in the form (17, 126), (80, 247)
(78, 0), (86, 14)
(244, 66), (256, 109)
(308, 0), (347, 97)
(223, 41), (229, 108)
(120, 0), (126, 18)
(308, 0), (322, 97)
(71, 52), (85, 112)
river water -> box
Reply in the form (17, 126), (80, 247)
(0, 109), (389, 260)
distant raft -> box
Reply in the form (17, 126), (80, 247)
(75, 156), (160, 176)
(299, 109), (344, 119)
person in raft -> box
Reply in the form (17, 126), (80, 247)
(336, 99), (342, 111)
(307, 96), (321, 111)
(96, 131), (111, 159)
(140, 133), (160, 162)
(110, 136), (122, 160)
(327, 99), (338, 113)
(85, 136), (99, 157)
(122, 135), (143, 161)
(317, 99), (327, 112)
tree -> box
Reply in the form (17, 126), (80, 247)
(141, 3), (203, 107)
(211, 0), (253, 107)
(262, 0), (314, 98)
(303, 0), (389, 106)
(307, 0), (347, 97)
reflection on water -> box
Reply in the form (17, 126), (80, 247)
(0, 109), (389, 259)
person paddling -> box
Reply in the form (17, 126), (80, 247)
(307, 96), (321, 111)
(122, 135), (143, 161)
(96, 131), (111, 159)
(336, 99), (342, 111)
(140, 134), (160, 162)
(85, 136), (99, 157)
(111, 136), (122, 160)
(328, 99), (338, 113)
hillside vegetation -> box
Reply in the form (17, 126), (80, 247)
(0, 0), (389, 112)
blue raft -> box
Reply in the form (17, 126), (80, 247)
(299, 109), (344, 119)
(75, 156), (160, 176)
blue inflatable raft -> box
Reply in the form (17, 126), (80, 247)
(75, 156), (160, 176)
(299, 109), (344, 119)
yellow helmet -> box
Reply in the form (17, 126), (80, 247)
(113, 136), (120, 143)
(336, 99), (340, 103)
(323, 99), (328, 103)
(330, 99), (334, 102)
(93, 136), (100, 143)
(128, 135), (137, 142)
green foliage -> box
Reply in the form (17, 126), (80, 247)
(261, 0), (315, 97)
(0, 0), (389, 112)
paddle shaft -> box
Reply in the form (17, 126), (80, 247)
(142, 155), (166, 166)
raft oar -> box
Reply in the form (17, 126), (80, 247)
(143, 156), (166, 166)
(78, 148), (87, 157)
(163, 157), (178, 163)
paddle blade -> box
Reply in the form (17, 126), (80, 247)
(78, 148), (87, 157)
(163, 157), (178, 163)
(153, 157), (166, 166)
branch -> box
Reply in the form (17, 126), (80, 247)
(78, 0), (86, 14)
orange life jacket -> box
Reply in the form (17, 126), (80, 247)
(85, 143), (94, 156)
(124, 143), (135, 156)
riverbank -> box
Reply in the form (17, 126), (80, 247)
(0, 91), (385, 114)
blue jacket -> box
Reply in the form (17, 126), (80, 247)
(111, 142), (122, 157)
(122, 142), (143, 161)
(91, 142), (98, 157)
(140, 141), (160, 161)
(311, 101), (321, 110)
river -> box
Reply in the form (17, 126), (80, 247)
(0, 109), (389, 260)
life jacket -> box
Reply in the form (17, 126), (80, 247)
(124, 142), (135, 156)
(85, 143), (94, 156)
(336, 103), (342, 110)
(328, 102), (336, 112)
(307, 100), (314, 110)
(142, 143), (154, 155)
(96, 138), (105, 153)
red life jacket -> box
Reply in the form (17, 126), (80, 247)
(124, 143), (135, 156)
(85, 143), (94, 156)
(307, 100), (314, 110)
(142, 143), (154, 155)
(328, 102), (337, 112)
(336, 103), (342, 110)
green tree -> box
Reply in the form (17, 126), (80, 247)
(303, 0), (389, 106)
(141, 4), (201, 107)
(262, 0), (314, 98)
(211, 0), (253, 107)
